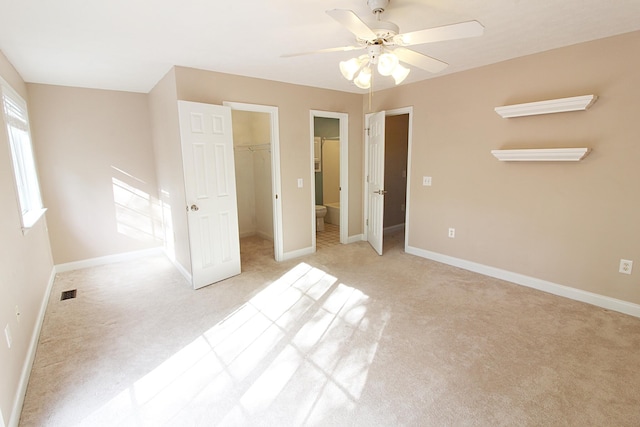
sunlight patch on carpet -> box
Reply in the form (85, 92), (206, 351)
(79, 262), (390, 426)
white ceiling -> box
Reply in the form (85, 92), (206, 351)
(1, 0), (640, 94)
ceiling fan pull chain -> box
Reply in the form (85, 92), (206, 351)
(368, 72), (374, 111)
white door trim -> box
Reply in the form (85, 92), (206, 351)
(310, 110), (349, 247)
(223, 101), (284, 262)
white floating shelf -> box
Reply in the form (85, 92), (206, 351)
(495, 95), (597, 118)
(491, 148), (591, 162)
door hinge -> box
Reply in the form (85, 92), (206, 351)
(365, 128), (370, 136)
(366, 218), (369, 226)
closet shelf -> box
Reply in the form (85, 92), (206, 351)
(491, 148), (591, 162)
(495, 95), (597, 118)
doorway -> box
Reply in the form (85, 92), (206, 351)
(223, 102), (283, 262)
(364, 107), (412, 255)
(383, 113), (409, 238)
(310, 111), (349, 251)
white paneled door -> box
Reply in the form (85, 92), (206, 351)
(367, 111), (386, 255)
(178, 101), (241, 289)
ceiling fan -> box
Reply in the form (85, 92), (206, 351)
(285, 0), (484, 89)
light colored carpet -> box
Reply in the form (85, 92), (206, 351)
(19, 231), (640, 426)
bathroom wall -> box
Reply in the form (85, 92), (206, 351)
(322, 139), (340, 205)
(313, 137), (323, 205)
(232, 110), (273, 240)
(313, 117), (339, 206)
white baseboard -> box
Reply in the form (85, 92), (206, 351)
(54, 246), (163, 273)
(239, 231), (273, 241)
(166, 253), (192, 285)
(282, 246), (315, 261)
(256, 231), (274, 242)
(405, 245), (640, 319)
(239, 230), (255, 238)
(384, 223), (405, 234)
(9, 268), (56, 427)
(346, 234), (364, 244)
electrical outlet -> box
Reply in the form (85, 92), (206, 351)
(619, 259), (633, 275)
(448, 228), (455, 238)
(4, 324), (11, 349)
(423, 176), (432, 186)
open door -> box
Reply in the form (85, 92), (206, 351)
(366, 111), (386, 255)
(178, 101), (241, 289)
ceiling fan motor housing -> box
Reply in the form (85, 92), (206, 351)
(367, 0), (390, 14)
(371, 20), (399, 40)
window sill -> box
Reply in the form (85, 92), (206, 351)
(22, 208), (47, 234)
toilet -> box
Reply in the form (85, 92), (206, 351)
(315, 205), (327, 231)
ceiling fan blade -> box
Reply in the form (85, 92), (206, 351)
(393, 20), (484, 46)
(281, 45), (364, 58)
(326, 9), (377, 41)
(394, 47), (448, 73)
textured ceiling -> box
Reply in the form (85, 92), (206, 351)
(1, 0), (639, 94)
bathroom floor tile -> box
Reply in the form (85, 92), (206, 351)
(316, 223), (340, 249)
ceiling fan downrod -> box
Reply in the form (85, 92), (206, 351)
(367, 0), (390, 15)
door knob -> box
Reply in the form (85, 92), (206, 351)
(374, 189), (388, 195)
(190, 204), (199, 211)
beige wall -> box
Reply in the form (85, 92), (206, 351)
(232, 110), (271, 145)
(4, 29), (639, 426)
(28, 84), (162, 265)
(0, 52), (54, 427)
(371, 31), (640, 304)
(173, 67), (365, 253)
(147, 69), (191, 273)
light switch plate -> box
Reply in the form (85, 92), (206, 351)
(423, 176), (432, 186)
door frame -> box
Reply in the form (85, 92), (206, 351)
(223, 101), (284, 262)
(363, 107), (413, 251)
(310, 110), (349, 248)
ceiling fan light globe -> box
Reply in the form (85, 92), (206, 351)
(377, 52), (399, 76)
(339, 58), (363, 80)
(392, 64), (410, 85)
(354, 67), (372, 89)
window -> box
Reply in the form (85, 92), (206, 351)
(1, 78), (45, 230)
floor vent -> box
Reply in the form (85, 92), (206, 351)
(60, 289), (77, 301)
